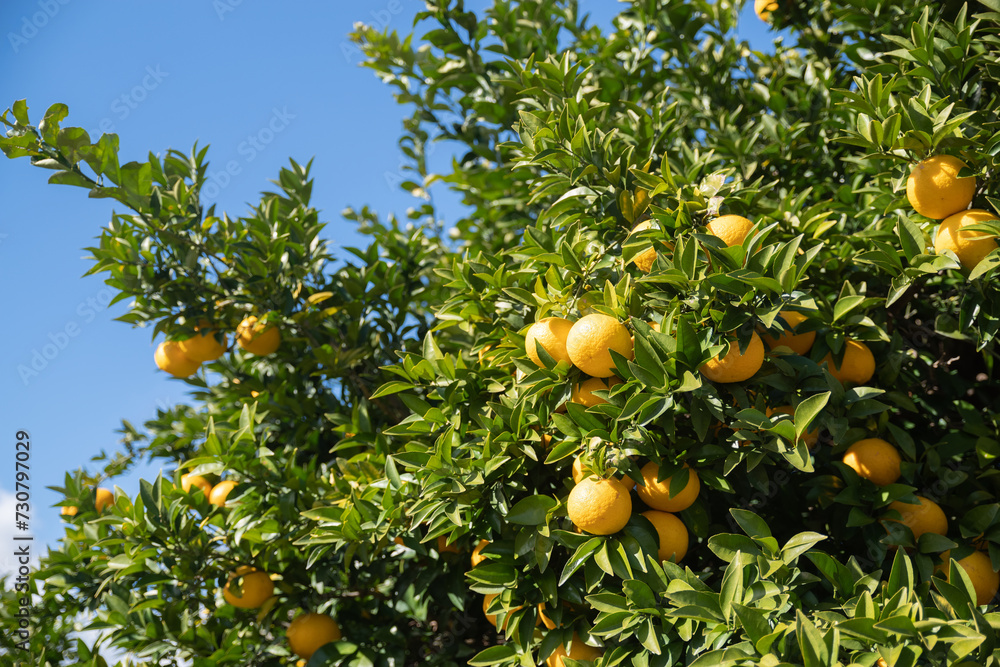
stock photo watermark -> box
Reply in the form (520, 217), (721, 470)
(199, 106), (295, 201)
(89, 65), (169, 138)
(7, 0), (71, 54)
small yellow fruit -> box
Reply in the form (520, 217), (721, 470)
(154, 341), (200, 378)
(437, 535), (460, 554)
(934, 208), (999, 270)
(706, 214), (754, 247)
(762, 311), (816, 356)
(952, 551), (1000, 605)
(237, 316), (282, 356)
(566, 314), (635, 378)
(61, 505), (78, 517)
(95, 488), (114, 512)
(637, 463), (700, 513)
(700, 332), (765, 383)
(883, 496), (948, 542)
(546, 634), (603, 667)
(287, 612), (342, 660)
(525, 317), (574, 367)
(537, 603), (556, 630)
(641, 510), (689, 563)
(470, 539), (490, 568)
(628, 220), (658, 273)
(180, 474), (213, 497)
(483, 592), (524, 631)
(842, 438), (901, 486)
(571, 376), (623, 407)
(906, 155), (976, 220)
(178, 322), (227, 362)
(820, 339), (875, 386)
(755, 0), (779, 21)
(223, 566), (274, 609)
(567, 476), (632, 535)
(209, 480), (238, 507)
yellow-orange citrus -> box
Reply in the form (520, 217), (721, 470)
(537, 603), (556, 630)
(180, 473), (212, 496)
(628, 220), (658, 273)
(762, 311), (815, 356)
(287, 612), (342, 660)
(842, 438), (901, 486)
(95, 488), (114, 512)
(571, 376), (623, 408)
(178, 322), (227, 362)
(483, 592), (524, 631)
(700, 333), (765, 383)
(934, 209), (1000, 270)
(566, 314), (634, 377)
(525, 317), (574, 367)
(706, 214), (754, 247)
(767, 406), (820, 449)
(567, 476), (632, 535)
(209, 480), (237, 507)
(572, 456), (635, 490)
(61, 505), (78, 517)
(952, 551), (1000, 605)
(641, 510), (689, 563)
(223, 566), (274, 609)
(637, 462), (700, 512)
(437, 535), (460, 554)
(154, 341), (200, 378)
(821, 339), (875, 386)
(546, 634), (603, 667)
(906, 155), (976, 220)
(470, 539), (490, 568)
(237, 315), (282, 356)
(884, 496), (948, 542)
(755, 0), (779, 20)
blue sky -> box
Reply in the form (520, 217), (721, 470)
(0, 1), (776, 566)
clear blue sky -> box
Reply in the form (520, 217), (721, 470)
(0, 2), (775, 564)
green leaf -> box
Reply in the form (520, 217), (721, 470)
(506, 495), (557, 525)
(793, 392), (829, 439)
(729, 509), (771, 539)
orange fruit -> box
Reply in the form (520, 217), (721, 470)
(470, 539), (490, 568)
(223, 566), (274, 609)
(483, 592), (524, 631)
(566, 314), (634, 377)
(762, 310), (815, 356)
(706, 214), (754, 247)
(537, 603), (556, 629)
(571, 376), (623, 407)
(906, 155), (976, 220)
(209, 480), (237, 507)
(180, 474), (212, 497)
(884, 496), (948, 542)
(700, 332), (765, 383)
(60, 505), (78, 517)
(287, 612), (342, 659)
(628, 220), (658, 272)
(567, 476), (632, 535)
(178, 322), (227, 362)
(636, 462), (700, 512)
(237, 315), (282, 356)
(154, 341), (200, 378)
(546, 634), (603, 667)
(934, 209), (999, 270)
(437, 535), (460, 554)
(95, 488), (114, 513)
(842, 438), (901, 486)
(820, 339), (875, 386)
(572, 456), (635, 490)
(951, 551), (999, 605)
(755, 0), (779, 20)
(525, 317), (574, 367)
(641, 510), (689, 563)
(766, 405), (819, 448)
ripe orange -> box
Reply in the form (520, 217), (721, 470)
(209, 480), (237, 507)
(754, 0), (779, 20)
(566, 314), (634, 378)
(951, 551), (1000, 605)
(60, 505), (78, 517)
(180, 474), (212, 497)
(237, 315), (282, 356)
(95, 488), (114, 512)
(906, 155), (976, 220)
(842, 438), (901, 486)
(546, 634), (603, 667)
(636, 463), (700, 512)
(525, 317), (574, 367)
(934, 209), (999, 270)
(537, 603), (556, 630)
(883, 496), (948, 542)
(567, 476), (632, 535)
(766, 406), (819, 448)
(706, 214), (754, 247)
(223, 566), (274, 609)
(154, 341), (200, 378)
(820, 339), (875, 386)
(483, 592), (524, 631)
(641, 510), (689, 563)
(572, 456), (635, 490)
(287, 612), (342, 659)
(571, 376), (623, 408)
(700, 332), (765, 383)
(762, 311), (815, 355)
(470, 539), (490, 568)
(178, 322), (227, 362)
(437, 536), (461, 554)
(628, 220), (658, 273)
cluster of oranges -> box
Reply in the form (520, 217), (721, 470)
(154, 315), (282, 378)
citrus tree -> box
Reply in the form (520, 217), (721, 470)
(3, 0), (1000, 666)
